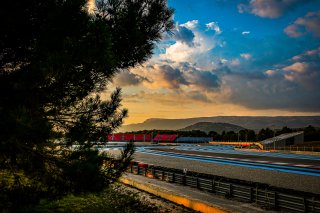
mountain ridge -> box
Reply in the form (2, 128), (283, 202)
(179, 122), (245, 133)
(119, 116), (320, 132)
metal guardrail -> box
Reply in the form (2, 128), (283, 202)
(265, 146), (320, 152)
(128, 162), (320, 212)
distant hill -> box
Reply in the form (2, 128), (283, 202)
(119, 116), (320, 132)
(180, 122), (245, 134)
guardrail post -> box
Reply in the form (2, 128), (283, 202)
(303, 197), (306, 213)
(273, 192), (277, 210)
(212, 179), (215, 193)
(312, 197), (315, 212)
(130, 164), (133, 173)
(144, 167), (147, 177)
(183, 174), (186, 185)
(196, 178), (199, 189)
(229, 184), (233, 197)
(250, 187), (254, 202)
(137, 165), (140, 175)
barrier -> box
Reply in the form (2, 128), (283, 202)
(128, 162), (320, 212)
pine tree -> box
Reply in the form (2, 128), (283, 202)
(0, 0), (173, 200)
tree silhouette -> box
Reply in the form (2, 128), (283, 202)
(0, 0), (173, 203)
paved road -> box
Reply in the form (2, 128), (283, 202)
(152, 147), (320, 166)
(103, 144), (320, 193)
(130, 147), (320, 194)
(136, 145), (320, 177)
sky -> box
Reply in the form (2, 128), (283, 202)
(107, 0), (320, 124)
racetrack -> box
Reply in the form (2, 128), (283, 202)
(140, 146), (320, 176)
(129, 144), (320, 194)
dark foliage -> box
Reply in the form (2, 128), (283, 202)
(0, 0), (173, 209)
(132, 126), (320, 142)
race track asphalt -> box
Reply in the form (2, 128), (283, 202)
(133, 151), (320, 194)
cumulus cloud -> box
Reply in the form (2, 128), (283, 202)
(173, 25), (195, 47)
(119, 19), (320, 115)
(206, 22), (222, 34)
(284, 24), (304, 38)
(238, 0), (311, 19)
(283, 62), (309, 73)
(230, 59), (240, 66)
(219, 44), (320, 112)
(113, 70), (147, 86)
(131, 61), (221, 92)
(160, 20), (220, 70)
(186, 91), (211, 103)
(285, 11), (320, 38)
(224, 72), (320, 111)
(185, 69), (221, 91)
(264, 69), (276, 76)
(180, 20), (199, 29)
(291, 47), (320, 60)
(158, 65), (189, 89)
(280, 47), (320, 89)
(129, 64), (189, 90)
(240, 53), (252, 60)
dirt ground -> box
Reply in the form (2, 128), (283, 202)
(115, 183), (198, 213)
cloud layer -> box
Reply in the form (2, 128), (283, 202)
(285, 11), (320, 37)
(238, 0), (311, 18)
(110, 13), (320, 123)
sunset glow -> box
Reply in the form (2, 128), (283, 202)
(107, 0), (320, 124)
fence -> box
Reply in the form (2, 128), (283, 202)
(128, 162), (320, 212)
(265, 146), (320, 152)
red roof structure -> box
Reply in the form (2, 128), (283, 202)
(108, 133), (151, 142)
(153, 134), (177, 142)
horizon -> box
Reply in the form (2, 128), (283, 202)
(124, 115), (320, 126)
(105, 0), (320, 125)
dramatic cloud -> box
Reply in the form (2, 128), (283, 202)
(281, 47), (320, 89)
(182, 65), (221, 91)
(238, 0), (311, 19)
(186, 91), (211, 103)
(160, 20), (220, 70)
(285, 11), (320, 38)
(129, 64), (189, 90)
(173, 25), (195, 46)
(223, 46), (320, 111)
(130, 61), (221, 92)
(114, 15), (320, 125)
(158, 65), (189, 89)
(113, 70), (147, 86)
(283, 62), (309, 73)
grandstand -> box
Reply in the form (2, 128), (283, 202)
(108, 133), (151, 142)
(153, 134), (177, 142)
(260, 131), (304, 150)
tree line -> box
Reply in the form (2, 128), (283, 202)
(128, 125), (320, 142)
